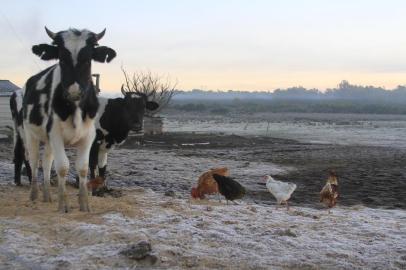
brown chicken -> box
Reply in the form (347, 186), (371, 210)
(191, 167), (229, 200)
(320, 170), (339, 211)
(87, 176), (105, 192)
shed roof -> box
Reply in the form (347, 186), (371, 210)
(0, 80), (20, 96)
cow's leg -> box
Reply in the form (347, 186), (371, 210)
(89, 140), (99, 179)
(98, 148), (108, 184)
(21, 128), (32, 183)
(42, 144), (53, 202)
(50, 135), (70, 213)
(24, 159), (32, 183)
(76, 130), (95, 212)
(13, 136), (24, 186)
(25, 134), (40, 201)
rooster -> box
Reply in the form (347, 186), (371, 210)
(263, 175), (297, 210)
(320, 170), (339, 212)
(212, 174), (246, 204)
(191, 167), (229, 200)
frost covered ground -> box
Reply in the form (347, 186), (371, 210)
(163, 112), (406, 149)
(0, 184), (405, 270)
(0, 110), (405, 269)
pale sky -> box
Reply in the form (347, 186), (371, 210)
(1, 0), (406, 92)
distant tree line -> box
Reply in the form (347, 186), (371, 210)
(174, 80), (406, 104)
(168, 81), (406, 115)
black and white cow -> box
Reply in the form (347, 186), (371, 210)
(20, 27), (116, 212)
(88, 91), (159, 183)
(10, 89), (32, 186)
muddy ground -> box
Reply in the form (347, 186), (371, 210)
(1, 131), (404, 210)
(128, 133), (406, 209)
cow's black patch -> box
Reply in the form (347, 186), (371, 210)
(32, 44), (58, 60)
(99, 98), (133, 146)
(46, 114), (53, 135)
(52, 85), (76, 121)
(89, 138), (100, 179)
(98, 166), (106, 178)
(79, 84), (99, 120)
(92, 46), (117, 63)
(23, 65), (55, 124)
(13, 135), (32, 185)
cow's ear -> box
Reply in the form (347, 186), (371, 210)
(93, 46), (116, 63)
(32, 44), (58, 60)
(146, 101), (159, 111)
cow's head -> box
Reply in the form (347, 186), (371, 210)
(122, 91), (159, 133)
(32, 27), (116, 101)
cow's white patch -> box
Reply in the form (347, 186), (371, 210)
(94, 97), (108, 130)
(36, 66), (55, 90)
(57, 107), (94, 146)
(15, 89), (23, 112)
(68, 83), (81, 99)
(61, 30), (91, 65)
(24, 122), (47, 142)
(49, 65), (61, 105)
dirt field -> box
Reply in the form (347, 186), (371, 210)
(1, 131), (405, 210)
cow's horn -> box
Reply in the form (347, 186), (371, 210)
(95, 28), (106, 41)
(44, 26), (56, 40)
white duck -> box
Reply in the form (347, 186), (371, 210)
(263, 175), (297, 210)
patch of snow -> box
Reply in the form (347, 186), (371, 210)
(1, 192), (405, 269)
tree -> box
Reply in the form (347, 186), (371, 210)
(121, 68), (177, 115)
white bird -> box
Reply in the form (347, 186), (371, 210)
(263, 175), (297, 210)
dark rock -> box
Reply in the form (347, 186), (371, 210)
(143, 254), (158, 265)
(120, 241), (152, 260)
(274, 228), (297, 237)
(92, 187), (123, 198)
(164, 190), (176, 197)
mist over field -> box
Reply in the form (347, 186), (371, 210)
(163, 81), (405, 116)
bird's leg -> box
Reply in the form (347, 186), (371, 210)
(233, 200), (239, 205)
(285, 201), (290, 211)
(218, 193), (221, 203)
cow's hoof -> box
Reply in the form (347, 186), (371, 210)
(15, 182), (22, 187)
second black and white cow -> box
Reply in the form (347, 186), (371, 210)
(88, 92), (159, 183)
(20, 27), (116, 212)
(10, 89), (32, 186)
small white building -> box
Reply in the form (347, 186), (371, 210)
(0, 80), (19, 136)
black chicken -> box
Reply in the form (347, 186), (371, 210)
(212, 174), (246, 204)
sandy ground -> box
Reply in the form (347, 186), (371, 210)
(0, 184), (405, 270)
